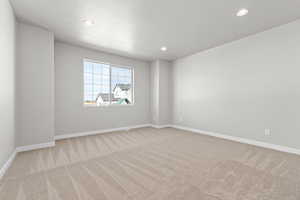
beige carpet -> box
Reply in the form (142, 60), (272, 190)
(1, 127), (300, 200)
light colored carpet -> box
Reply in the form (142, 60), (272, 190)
(1, 127), (300, 200)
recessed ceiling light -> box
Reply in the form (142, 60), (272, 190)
(161, 46), (167, 51)
(82, 19), (95, 26)
(236, 9), (249, 17)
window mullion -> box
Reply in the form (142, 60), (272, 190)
(92, 63), (94, 102)
(109, 65), (112, 105)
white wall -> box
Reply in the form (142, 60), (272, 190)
(158, 60), (172, 125)
(0, 0), (16, 168)
(55, 42), (150, 135)
(150, 60), (172, 126)
(16, 23), (55, 146)
(173, 20), (300, 149)
(150, 61), (159, 124)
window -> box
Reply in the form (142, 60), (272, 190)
(84, 60), (134, 106)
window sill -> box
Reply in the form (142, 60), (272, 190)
(83, 103), (135, 108)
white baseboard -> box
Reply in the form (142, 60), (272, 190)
(0, 150), (17, 180)
(54, 124), (152, 140)
(16, 141), (56, 153)
(172, 125), (300, 156)
(151, 124), (172, 129)
(3, 124), (298, 180)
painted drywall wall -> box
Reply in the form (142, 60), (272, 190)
(0, 0), (16, 169)
(55, 42), (150, 135)
(173, 20), (300, 149)
(150, 61), (160, 124)
(150, 60), (172, 126)
(16, 23), (55, 146)
(158, 60), (172, 125)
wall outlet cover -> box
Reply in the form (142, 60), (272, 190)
(265, 129), (271, 136)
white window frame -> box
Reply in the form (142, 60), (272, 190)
(83, 58), (135, 107)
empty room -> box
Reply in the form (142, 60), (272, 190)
(1, 0), (300, 199)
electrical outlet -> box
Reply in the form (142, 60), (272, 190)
(265, 129), (271, 136)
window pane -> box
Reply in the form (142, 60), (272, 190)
(84, 73), (93, 84)
(111, 66), (133, 105)
(84, 62), (93, 73)
(93, 63), (103, 74)
(84, 61), (110, 105)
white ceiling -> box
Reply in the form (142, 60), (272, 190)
(10, 0), (300, 61)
